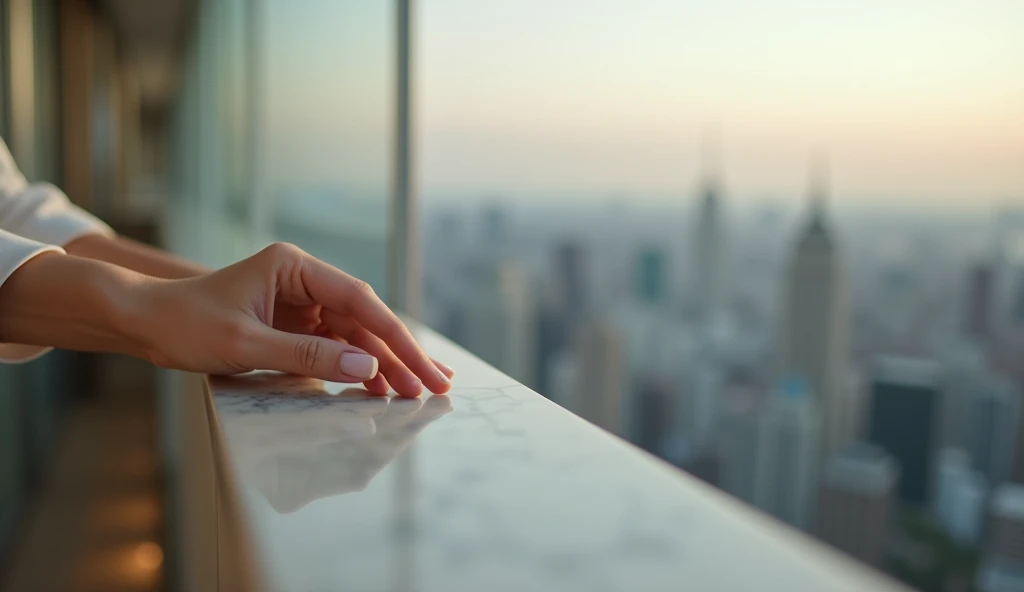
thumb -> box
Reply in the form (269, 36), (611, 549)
(244, 325), (379, 382)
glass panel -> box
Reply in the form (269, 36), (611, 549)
(261, 0), (393, 293)
(168, 0), (252, 266)
(170, 0), (394, 296)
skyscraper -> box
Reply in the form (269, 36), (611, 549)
(934, 448), (987, 546)
(462, 262), (535, 384)
(866, 356), (941, 506)
(535, 242), (588, 395)
(964, 263), (995, 342)
(634, 380), (673, 455)
(691, 134), (723, 322)
(637, 246), (668, 307)
(778, 160), (850, 467)
(816, 443), (899, 568)
(753, 378), (820, 530)
(938, 340), (986, 451)
(718, 388), (760, 505)
(1016, 407), (1024, 484)
(975, 484), (1024, 592)
(554, 241), (588, 319)
(569, 319), (625, 436)
(966, 376), (1021, 488)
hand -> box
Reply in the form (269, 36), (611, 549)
(134, 243), (452, 397)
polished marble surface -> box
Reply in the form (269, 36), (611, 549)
(210, 323), (910, 592)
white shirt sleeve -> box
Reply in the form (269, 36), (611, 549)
(0, 137), (115, 363)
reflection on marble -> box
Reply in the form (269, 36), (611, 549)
(210, 324), (911, 592)
(212, 373), (452, 512)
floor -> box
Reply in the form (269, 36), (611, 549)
(0, 355), (165, 592)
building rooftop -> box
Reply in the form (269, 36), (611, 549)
(992, 484), (1024, 521)
(872, 356), (942, 389)
(824, 442), (900, 496)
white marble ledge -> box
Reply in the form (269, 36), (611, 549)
(208, 321), (913, 592)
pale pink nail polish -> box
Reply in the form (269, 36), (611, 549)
(435, 361), (456, 379)
(340, 353), (378, 380)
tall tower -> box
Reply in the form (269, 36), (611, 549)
(462, 262), (535, 384)
(779, 157), (850, 468)
(816, 443), (899, 568)
(570, 319), (626, 436)
(754, 378), (821, 530)
(692, 132), (723, 322)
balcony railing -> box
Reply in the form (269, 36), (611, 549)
(178, 319), (913, 592)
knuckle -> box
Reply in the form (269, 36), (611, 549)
(292, 337), (324, 375)
(382, 316), (409, 343)
(350, 278), (375, 296)
(261, 242), (304, 263)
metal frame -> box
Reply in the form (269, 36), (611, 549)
(389, 0), (419, 316)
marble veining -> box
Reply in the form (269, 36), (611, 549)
(210, 323), (911, 592)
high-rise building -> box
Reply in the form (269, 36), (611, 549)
(778, 161), (850, 467)
(816, 443), (899, 568)
(691, 132), (724, 322)
(866, 356), (941, 506)
(534, 306), (567, 396)
(535, 242), (588, 395)
(634, 380), (673, 455)
(938, 340), (987, 451)
(994, 209), (1024, 331)
(554, 241), (588, 318)
(637, 247), (668, 307)
(753, 378), (820, 530)
(718, 388), (761, 505)
(1016, 406), (1024, 484)
(934, 448), (987, 546)
(680, 363), (723, 445)
(966, 376), (1021, 488)
(975, 484), (1024, 592)
(964, 263), (995, 342)
(569, 319), (625, 436)
(462, 262), (535, 384)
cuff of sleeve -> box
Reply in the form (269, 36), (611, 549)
(14, 183), (115, 247)
(0, 230), (64, 363)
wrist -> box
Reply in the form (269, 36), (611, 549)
(0, 251), (162, 359)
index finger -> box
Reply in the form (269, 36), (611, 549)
(300, 255), (451, 394)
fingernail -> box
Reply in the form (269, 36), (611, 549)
(436, 366), (451, 384)
(435, 361), (456, 379)
(340, 353), (378, 380)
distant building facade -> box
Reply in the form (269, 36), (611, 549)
(976, 484), (1024, 592)
(934, 448), (987, 546)
(778, 164), (850, 468)
(866, 356), (941, 506)
(753, 379), (820, 530)
(816, 443), (899, 567)
(462, 262), (535, 384)
(569, 319), (626, 435)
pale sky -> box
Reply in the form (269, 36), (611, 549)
(417, 0), (1024, 207)
(264, 0), (1024, 208)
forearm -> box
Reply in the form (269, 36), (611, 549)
(0, 251), (154, 358)
(65, 233), (209, 279)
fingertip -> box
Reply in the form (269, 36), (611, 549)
(390, 376), (424, 398)
(426, 379), (452, 395)
(363, 373), (390, 396)
(432, 359), (455, 379)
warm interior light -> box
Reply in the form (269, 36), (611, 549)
(133, 542), (163, 571)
